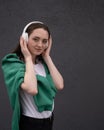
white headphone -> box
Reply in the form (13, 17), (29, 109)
(22, 21), (43, 42)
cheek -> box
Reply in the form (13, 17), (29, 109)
(27, 44), (33, 52)
(27, 41), (34, 48)
(42, 45), (47, 50)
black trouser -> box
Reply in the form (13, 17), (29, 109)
(19, 113), (54, 130)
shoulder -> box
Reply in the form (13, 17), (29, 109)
(2, 53), (19, 61)
(2, 53), (24, 70)
(2, 53), (23, 63)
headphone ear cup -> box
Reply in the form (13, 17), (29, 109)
(22, 32), (28, 43)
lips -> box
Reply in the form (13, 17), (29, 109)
(35, 48), (42, 52)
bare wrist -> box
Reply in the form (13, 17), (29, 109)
(44, 55), (51, 60)
(25, 56), (32, 62)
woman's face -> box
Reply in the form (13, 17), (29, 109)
(27, 28), (49, 57)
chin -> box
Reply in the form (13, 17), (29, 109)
(33, 52), (42, 56)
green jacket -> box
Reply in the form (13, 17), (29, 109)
(2, 53), (57, 130)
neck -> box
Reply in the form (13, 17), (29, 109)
(32, 55), (41, 64)
(30, 53), (36, 64)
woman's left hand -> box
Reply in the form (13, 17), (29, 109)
(42, 36), (64, 90)
(42, 36), (52, 59)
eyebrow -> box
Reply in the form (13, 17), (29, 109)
(33, 36), (48, 40)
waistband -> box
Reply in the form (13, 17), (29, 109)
(20, 113), (54, 123)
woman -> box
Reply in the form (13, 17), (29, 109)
(2, 21), (64, 130)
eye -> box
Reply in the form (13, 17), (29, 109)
(33, 37), (39, 42)
(42, 39), (48, 44)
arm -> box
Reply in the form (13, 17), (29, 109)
(20, 37), (38, 95)
(42, 37), (64, 90)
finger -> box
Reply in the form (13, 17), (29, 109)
(49, 35), (52, 43)
(48, 37), (52, 50)
(20, 36), (27, 49)
(49, 36), (52, 46)
(20, 37), (24, 48)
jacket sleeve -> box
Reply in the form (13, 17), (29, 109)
(1, 53), (25, 109)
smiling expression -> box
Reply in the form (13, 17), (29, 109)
(27, 28), (49, 58)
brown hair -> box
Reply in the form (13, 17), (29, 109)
(12, 22), (50, 62)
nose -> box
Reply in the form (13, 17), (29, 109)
(37, 41), (42, 47)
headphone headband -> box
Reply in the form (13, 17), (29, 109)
(22, 21), (43, 34)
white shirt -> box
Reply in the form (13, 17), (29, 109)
(19, 62), (54, 119)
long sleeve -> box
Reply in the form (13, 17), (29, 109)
(2, 53), (25, 130)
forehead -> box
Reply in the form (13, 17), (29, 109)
(30, 28), (48, 38)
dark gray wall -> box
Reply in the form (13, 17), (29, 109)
(0, 0), (104, 130)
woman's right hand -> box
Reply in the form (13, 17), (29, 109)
(20, 36), (32, 60)
(20, 37), (38, 95)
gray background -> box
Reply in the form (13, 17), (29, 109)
(0, 0), (104, 130)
